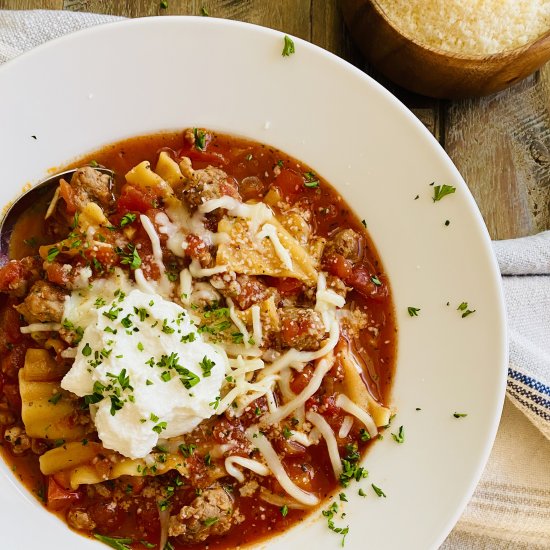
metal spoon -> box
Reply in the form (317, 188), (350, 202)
(0, 167), (114, 263)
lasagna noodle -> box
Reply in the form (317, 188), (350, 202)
(215, 217), (317, 285)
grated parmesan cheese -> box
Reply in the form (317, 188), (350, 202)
(379, 0), (550, 55)
(256, 223), (293, 270)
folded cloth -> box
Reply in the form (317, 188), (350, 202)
(0, 9), (120, 63)
(494, 232), (550, 440)
(1, 8), (550, 550)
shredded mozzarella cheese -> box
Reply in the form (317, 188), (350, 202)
(134, 268), (157, 294)
(188, 259), (227, 278)
(251, 304), (262, 347)
(179, 268), (192, 305)
(338, 415), (354, 438)
(306, 410), (343, 479)
(20, 322), (62, 334)
(245, 427), (319, 506)
(225, 456), (269, 483)
(335, 393), (378, 438)
(227, 297), (251, 348)
(262, 353), (334, 425)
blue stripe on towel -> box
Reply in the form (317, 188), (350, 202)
(507, 380), (550, 409)
(508, 368), (550, 397)
(507, 388), (550, 422)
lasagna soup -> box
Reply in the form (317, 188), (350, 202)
(0, 129), (396, 549)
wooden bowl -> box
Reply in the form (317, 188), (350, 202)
(340, 0), (550, 98)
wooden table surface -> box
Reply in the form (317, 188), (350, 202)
(2, 0), (549, 241)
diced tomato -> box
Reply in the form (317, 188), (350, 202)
(44, 262), (69, 286)
(83, 245), (119, 270)
(290, 364), (315, 394)
(323, 253), (387, 300)
(0, 261), (29, 294)
(117, 185), (159, 214)
(322, 253), (353, 280)
(264, 276), (304, 297)
(271, 169), (305, 199)
(347, 267), (388, 301)
(47, 477), (81, 510)
(59, 179), (76, 214)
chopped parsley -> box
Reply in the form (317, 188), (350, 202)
(322, 502), (349, 547)
(457, 302), (476, 318)
(200, 6), (209, 16)
(432, 184), (456, 202)
(46, 246), (60, 262)
(115, 243), (142, 270)
(407, 307), (421, 317)
(282, 426), (293, 439)
(358, 488), (366, 497)
(339, 492), (348, 502)
(162, 319), (175, 334)
(203, 517), (219, 527)
(82, 343), (92, 357)
(120, 213), (137, 228)
(152, 421), (167, 434)
(280, 504), (289, 517)
(160, 1), (168, 9)
(370, 275), (382, 286)
(194, 128), (207, 151)
(372, 484), (386, 498)
(48, 393), (62, 405)
(391, 425), (405, 444)
(359, 428), (371, 441)
(23, 236), (37, 247)
(178, 443), (196, 457)
(94, 297), (107, 308)
(120, 314), (133, 328)
(93, 534), (133, 550)
(103, 305), (122, 321)
(338, 443), (366, 487)
(453, 412), (468, 418)
(199, 356), (215, 377)
(282, 35), (295, 57)
(209, 396), (220, 409)
(181, 333), (196, 343)
(304, 171), (319, 188)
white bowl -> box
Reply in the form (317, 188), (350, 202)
(0, 16), (506, 550)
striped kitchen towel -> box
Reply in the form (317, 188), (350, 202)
(493, 231), (550, 440)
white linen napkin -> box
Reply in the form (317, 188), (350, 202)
(1, 8), (549, 549)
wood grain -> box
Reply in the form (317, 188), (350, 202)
(59, 0), (311, 39)
(445, 66), (550, 239)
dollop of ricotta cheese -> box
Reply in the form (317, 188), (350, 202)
(61, 287), (225, 459)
